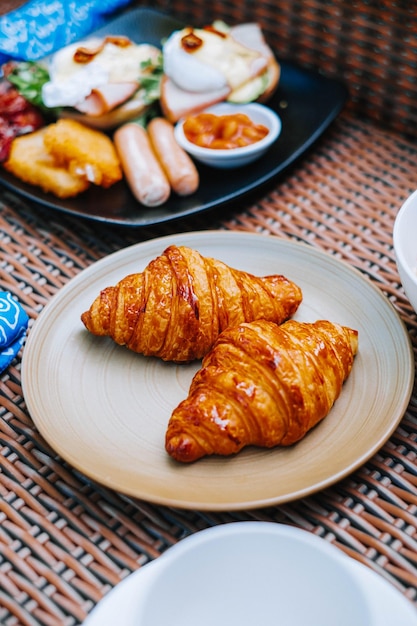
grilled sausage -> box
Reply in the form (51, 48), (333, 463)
(148, 117), (199, 196)
(114, 123), (171, 206)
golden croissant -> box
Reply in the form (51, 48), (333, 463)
(81, 245), (302, 362)
(165, 319), (358, 462)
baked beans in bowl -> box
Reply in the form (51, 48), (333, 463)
(174, 102), (282, 169)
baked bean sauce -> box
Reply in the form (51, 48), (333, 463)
(183, 112), (269, 150)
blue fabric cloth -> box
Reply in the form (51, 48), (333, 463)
(0, 291), (29, 373)
(0, 0), (132, 66)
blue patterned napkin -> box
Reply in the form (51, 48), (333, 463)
(0, 291), (29, 373)
(0, 0), (133, 66)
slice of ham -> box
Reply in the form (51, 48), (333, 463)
(229, 23), (275, 60)
(159, 76), (231, 123)
(228, 23), (280, 103)
(75, 82), (139, 117)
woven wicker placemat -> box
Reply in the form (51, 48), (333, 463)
(1, 111), (417, 625)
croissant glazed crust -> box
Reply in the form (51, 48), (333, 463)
(81, 245), (303, 362)
(165, 319), (358, 462)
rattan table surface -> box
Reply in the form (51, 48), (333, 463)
(1, 110), (417, 624)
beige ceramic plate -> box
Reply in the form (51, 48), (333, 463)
(21, 231), (414, 511)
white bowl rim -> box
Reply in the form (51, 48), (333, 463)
(174, 102), (282, 159)
(138, 521), (374, 625)
(393, 188), (417, 286)
(156, 521), (359, 573)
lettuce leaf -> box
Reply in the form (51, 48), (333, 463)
(5, 61), (52, 111)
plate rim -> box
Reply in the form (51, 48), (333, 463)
(21, 231), (414, 510)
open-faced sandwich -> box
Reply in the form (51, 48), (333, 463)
(40, 35), (163, 130)
(160, 21), (280, 122)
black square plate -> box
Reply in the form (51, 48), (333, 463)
(0, 7), (348, 227)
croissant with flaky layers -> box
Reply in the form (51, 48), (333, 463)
(81, 245), (302, 362)
(165, 319), (358, 462)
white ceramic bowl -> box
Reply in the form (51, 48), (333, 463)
(393, 189), (417, 313)
(135, 522), (376, 626)
(174, 102), (282, 169)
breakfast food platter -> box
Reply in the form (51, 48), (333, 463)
(21, 231), (414, 511)
(0, 7), (348, 227)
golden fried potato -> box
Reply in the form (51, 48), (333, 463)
(3, 128), (90, 198)
(43, 119), (122, 188)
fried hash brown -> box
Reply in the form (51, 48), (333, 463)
(43, 119), (122, 188)
(3, 128), (90, 198)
